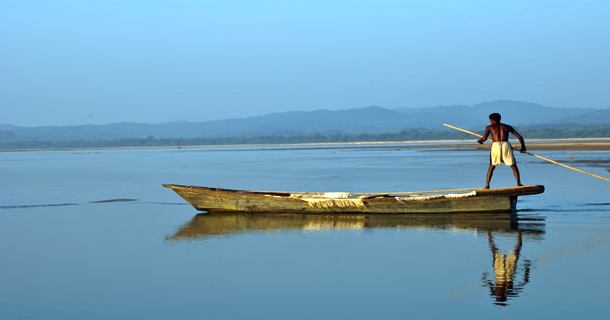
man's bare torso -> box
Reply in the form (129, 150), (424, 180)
(487, 123), (514, 142)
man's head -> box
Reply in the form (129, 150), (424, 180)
(489, 113), (501, 124)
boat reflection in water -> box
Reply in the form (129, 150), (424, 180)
(169, 211), (545, 306)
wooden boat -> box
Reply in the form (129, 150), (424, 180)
(163, 184), (544, 214)
(168, 212), (545, 240)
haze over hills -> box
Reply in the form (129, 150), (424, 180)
(1, 100), (609, 142)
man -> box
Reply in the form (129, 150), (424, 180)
(477, 113), (526, 189)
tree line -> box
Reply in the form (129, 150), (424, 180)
(1, 125), (609, 150)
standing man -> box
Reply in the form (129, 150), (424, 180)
(477, 113), (526, 189)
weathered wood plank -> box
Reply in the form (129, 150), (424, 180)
(163, 184), (544, 214)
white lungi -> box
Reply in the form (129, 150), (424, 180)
(490, 141), (515, 166)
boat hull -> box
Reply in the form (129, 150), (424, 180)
(163, 184), (544, 214)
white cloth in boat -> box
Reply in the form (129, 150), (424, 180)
(490, 141), (515, 166)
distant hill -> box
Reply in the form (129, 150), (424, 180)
(0, 122), (207, 141)
(1, 100), (608, 142)
(393, 100), (600, 128)
(557, 108), (610, 124)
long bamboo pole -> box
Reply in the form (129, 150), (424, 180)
(443, 123), (610, 183)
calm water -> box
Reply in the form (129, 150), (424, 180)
(1, 144), (609, 319)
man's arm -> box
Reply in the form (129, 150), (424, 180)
(509, 126), (526, 152)
(477, 127), (490, 144)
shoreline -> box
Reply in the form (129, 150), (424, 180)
(2, 137), (610, 153)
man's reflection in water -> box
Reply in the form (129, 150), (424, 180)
(482, 231), (531, 306)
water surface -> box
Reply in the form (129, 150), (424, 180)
(1, 144), (609, 319)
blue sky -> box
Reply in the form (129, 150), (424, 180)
(2, 0), (609, 125)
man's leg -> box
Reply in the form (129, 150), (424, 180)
(485, 165), (495, 189)
(510, 164), (523, 186)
